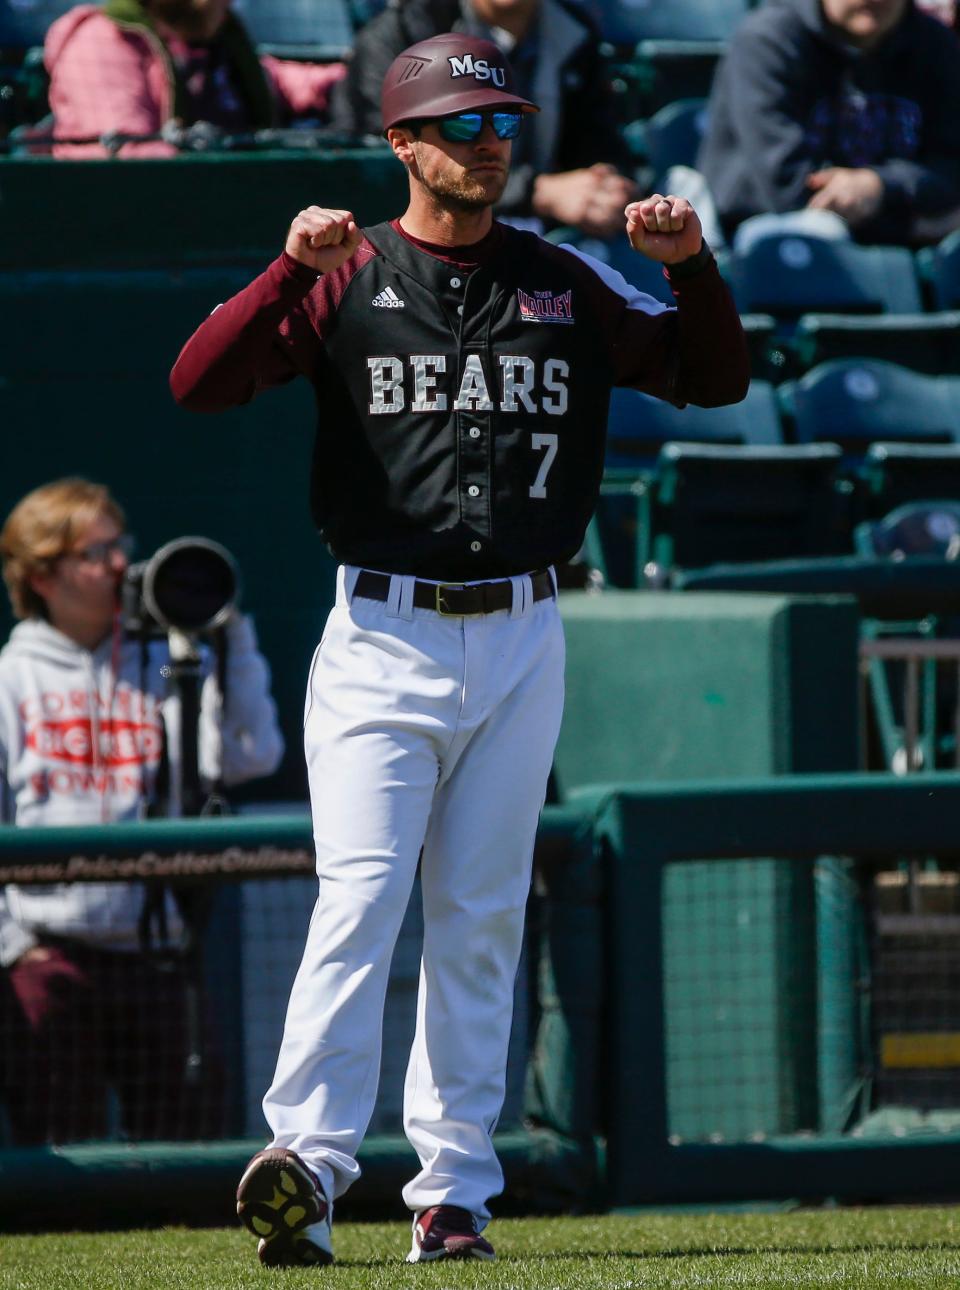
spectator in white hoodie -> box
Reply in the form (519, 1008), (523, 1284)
(0, 477), (283, 1145)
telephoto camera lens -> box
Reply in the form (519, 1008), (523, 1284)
(123, 537), (240, 636)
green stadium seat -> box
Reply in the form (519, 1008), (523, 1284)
(782, 360), (960, 452)
(604, 52), (717, 120)
(0, 45), (48, 136)
(596, 0), (750, 44)
(606, 379), (782, 466)
(791, 311), (960, 378)
(640, 442), (852, 578)
(633, 96), (709, 186)
(582, 471), (651, 588)
(738, 312), (787, 383)
(917, 228), (960, 311)
(729, 234), (923, 319)
(591, 380), (786, 585)
(0, 0), (73, 55)
(598, 0), (749, 114)
(854, 500), (960, 561)
(859, 444), (960, 518)
(231, 0), (355, 59)
(674, 554), (960, 622)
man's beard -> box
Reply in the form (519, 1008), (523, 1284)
(414, 147), (507, 211)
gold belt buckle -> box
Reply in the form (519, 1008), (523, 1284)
(434, 583), (466, 616)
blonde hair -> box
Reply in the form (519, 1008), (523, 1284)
(0, 479), (126, 620)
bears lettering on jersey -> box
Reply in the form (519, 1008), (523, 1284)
(367, 354), (570, 416)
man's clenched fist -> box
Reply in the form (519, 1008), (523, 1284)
(625, 194), (703, 265)
(286, 207), (363, 274)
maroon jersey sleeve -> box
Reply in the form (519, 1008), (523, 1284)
(170, 243), (378, 412)
(547, 242), (750, 408)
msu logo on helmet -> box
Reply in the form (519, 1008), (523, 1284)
(446, 53), (507, 88)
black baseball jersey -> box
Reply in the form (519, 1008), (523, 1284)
(172, 219), (748, 580)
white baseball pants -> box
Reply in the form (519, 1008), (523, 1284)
(262, 564), (565, 1221)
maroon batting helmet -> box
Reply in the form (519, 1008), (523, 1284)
(380, 33), (539, 132)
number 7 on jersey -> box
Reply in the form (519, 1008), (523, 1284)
(529, 432), (558, 499)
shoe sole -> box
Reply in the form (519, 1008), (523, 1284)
(407, 1244), (496, 1263)
(236, 1149), (333, 1267)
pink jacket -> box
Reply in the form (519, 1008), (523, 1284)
(44, 6), (347, 158)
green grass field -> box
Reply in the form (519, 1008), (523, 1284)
(2, 1209), (959, 1290)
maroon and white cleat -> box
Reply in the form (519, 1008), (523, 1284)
(407, 1205), (496, 1262)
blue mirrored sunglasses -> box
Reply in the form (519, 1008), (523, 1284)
(435, 111), (523, 142)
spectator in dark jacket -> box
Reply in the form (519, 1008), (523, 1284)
(330, 0), (638, 236)
(697, 0), (960, 246)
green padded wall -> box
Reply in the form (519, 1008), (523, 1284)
(557, 591), (861, 1141)
(1, 152), (405, 271)
(555, 591), (860, 793)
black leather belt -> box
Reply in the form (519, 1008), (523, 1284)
(353, 569), (555, 616)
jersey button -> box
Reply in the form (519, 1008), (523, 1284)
(470, 540), (482, 553)
(457, 305), (464, 315)
(468, 427), (481, 439)
(467, 484), (481, 497)
(450, 276), (461, 288)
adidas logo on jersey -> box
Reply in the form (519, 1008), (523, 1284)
(372, 286), (405, 308)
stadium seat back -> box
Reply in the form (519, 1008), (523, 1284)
(861, 444), (960, 518)
(792, 312), (960, 378)
(638, 96), (709, 185)
(739, 313), (785, 383)
(606, 379), (782, 466)
(923, 228), (960, 310)
(592, 0), (749, 46)
(231, 0), (354, 57)
(646, 443), (851, 573)
(855, 500), (960, 560)
(557, 230), (675, 304)
(729, 235), (922, 320)
(786, 360), (960, 451)
(0, 0), (74, 54)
